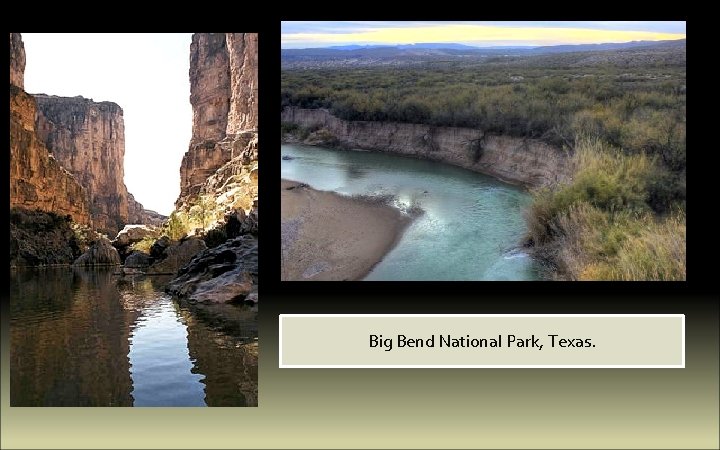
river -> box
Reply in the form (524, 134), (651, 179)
(10, 268), (258, 406)
(281, 144), (541, 281)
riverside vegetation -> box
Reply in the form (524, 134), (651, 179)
(281, 42), (686, 280)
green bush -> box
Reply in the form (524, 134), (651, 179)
(164, 211), (188, 240)
(130, 236), (156, 254)
(282, 61), (685, 162)
(525, 139), (685, 280)
(204, 227), (227, 249)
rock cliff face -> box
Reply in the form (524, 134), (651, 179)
(34, 95), (127, 234)
(10, 33), (91, 226)
(176, 33), (258, 215)
(34, 95), (162, 234)
(127, 193), (166, 226)
(10, 33), (25, 89)
(225, 33), (258, 135)
(282, 107), (571, 188)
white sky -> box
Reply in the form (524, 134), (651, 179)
(22, 33), (193, 216)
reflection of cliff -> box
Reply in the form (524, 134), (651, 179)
(180, 304), (258, 406)
(10, 269), (136, 406)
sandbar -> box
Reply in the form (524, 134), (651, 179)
(281, 179), (411, 281)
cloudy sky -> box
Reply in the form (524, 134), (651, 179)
(22, 33), (193, 216)
(281, 21), (686, 48)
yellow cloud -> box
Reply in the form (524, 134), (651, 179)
(282, 24), (686, 46)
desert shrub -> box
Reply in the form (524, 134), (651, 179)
(526, 138), (684, 280)
(307, 128), (338, 145)
(130, 236), (156, 254)
(281, 122), (300, 135)
(204, 227), (227, 249)
(164, 211), (189, 240)
(188, 194), (218, 232)
(282, 61), (685, 165)
(609, 210), (686, 281)
(526, 139), (654, 246)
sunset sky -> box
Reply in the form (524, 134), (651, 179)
(281, 21), (686, 48)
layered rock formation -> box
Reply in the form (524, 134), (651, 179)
(10, 33), (92, 227)
(128, 193), (165, 226)
(225, 33), (258, 135)
(10, 33), (25, 89)
(282, 107), (572, 188)
(162, 32), (258, 313)
(11, 32), (162, 245)
(176, 33), (258, 217)
(10, 209), (87, 266)
(34, 95), (161, 235)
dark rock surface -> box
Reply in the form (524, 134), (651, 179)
(124, 251), (153, 268)
(165, 235), (257, 304)
(10, 208), (85, 266)
(112, 225), (159, 262)
(150, 236), (172, 259)
(146, 237), (207, 275)
(73, 237), (121, 266)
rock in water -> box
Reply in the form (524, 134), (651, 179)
(113, 225), (158, 247)
(112, 225), (160, 262)
(150, 236), (172, 259)
(73, 237), (121, 266)
(146, 237), (207, 275)
(124, 251), (153, 268)
(165, 235), (258, 304)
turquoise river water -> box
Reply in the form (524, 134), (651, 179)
(281, 144), (541, 281)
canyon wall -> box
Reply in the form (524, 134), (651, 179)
(10, 33), (91, 226)
(10, 33), (25, 89)
(176, 33), (258, 215)
(35, 95), (163, 234)
(34, 95), (128, 234)
(282, 107), (571, 188)
(10, 32), (162, 238)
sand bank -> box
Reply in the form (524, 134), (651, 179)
(281, 179), (411, 281)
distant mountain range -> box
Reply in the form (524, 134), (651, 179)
(326, 43), (496, 51)
(281, 39), (686, 68)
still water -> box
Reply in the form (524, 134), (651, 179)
(282, 144), (541, 280)
(10, 268), (258, 406)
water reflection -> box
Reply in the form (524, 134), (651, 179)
(10, 268), (258, 406)
(11, 268), (134, 406)
(345, 164), (368, 181)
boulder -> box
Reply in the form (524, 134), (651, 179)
(165, 234), (257, 304)
(124, 251), (154, 268)
(146, 236), (207, 275)
(150, 235), (172, 259)
(112, 225), (160, 262)
(113, 225), (158, 247)
(73, 237), (121, 266)
(10, 208), (84, 266)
